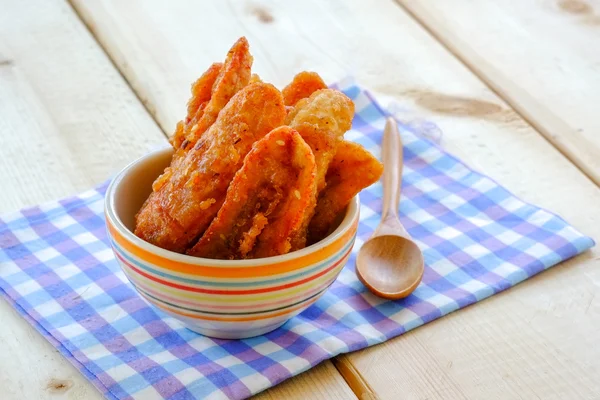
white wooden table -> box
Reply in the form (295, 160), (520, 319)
(1, 0), (599, 398)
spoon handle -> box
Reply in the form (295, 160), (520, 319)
(381, 117), (403, 219)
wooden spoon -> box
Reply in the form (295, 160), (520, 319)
(356, 118), (424, 299)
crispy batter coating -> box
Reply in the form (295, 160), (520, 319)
(186, 62), (223, 122)
(182, 37), (253, 149)
(282, 71), (327, 106)
(162, 38), (254, 198)
(170, 121), (187, 152)
(170, 62), (223, 149)
(308, 140), (383, 244)
(188, 126), (317, 259)
(134, 82), (286, 253)
(288, 89), (354, 192)
(286, 89), (355, 248)
(250, 73), (262, 84)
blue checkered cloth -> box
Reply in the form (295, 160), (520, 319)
(0, 81), (594, 400)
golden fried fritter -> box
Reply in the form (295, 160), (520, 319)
(170, 62), (223, 149)
(186, 63), (223, 123)
(161, 38), (255, 203)
(285, 89), (355, 248)
(250, 73), (262, 84)
(308, 140), (383, 243)
(288, 89), (354, 193)
(134, 82), (286, 253)
(183, 37), (253, 149)
(170, 121), (187, 151)
(282, 71), (327, 106)
(188, 126), (317, 259)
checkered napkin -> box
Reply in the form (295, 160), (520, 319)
(0, 81), (594, 400)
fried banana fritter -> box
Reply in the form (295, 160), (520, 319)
(186, 62), (223, 122)
(170, 62), (223, 149)
(308, 140), (383, 244)
(134, 82), (286, 253)
(288, 89), (354, 193)
(188, 126), (317, 259)
(250, 73), (262, 84)
(285, 89), (354, 248)
(182, 37), (253, 149)
(282, 71), (327, 106)
(157, 38), (254, 193)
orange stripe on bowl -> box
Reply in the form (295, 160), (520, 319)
(116, 246), (352, 295)
(140, 290), (322, 322)
(107, 218), (357, 278)
(140, 273), (332, 312)
(128, 252), (351, 312)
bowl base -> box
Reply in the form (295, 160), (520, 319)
(184, 320), (287, 339)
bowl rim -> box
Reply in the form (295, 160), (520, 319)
(105, 147), (360, 268)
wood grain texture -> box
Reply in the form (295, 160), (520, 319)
(396, 0), (600, 186)
(67, 0), (600, 399)
(254, 361), (357, 400)
(0, 0), (162, 398)
(68, 0), (373, 134)
(0, 0), (164, 213)
(0, 0), (355, 399)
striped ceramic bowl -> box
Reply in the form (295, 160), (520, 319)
(105, 147), (359, 339)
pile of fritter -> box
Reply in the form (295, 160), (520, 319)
(134, 37), (383, 260)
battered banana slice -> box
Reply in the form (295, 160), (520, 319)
(170, 62), (223, 149)
(168, 36), (253, 195)
(287, 89), (354, 192)
(286, 89), (355, 248)
(182, 36), (253, 149)
(134, 82), (286, 253)
(282, 71), (327, 106)
(308, 140), (383, 244)
(188, 126), (317, 259)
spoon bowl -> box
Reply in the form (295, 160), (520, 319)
(357, 235), (424, 299)
(356, 118), (424, 300)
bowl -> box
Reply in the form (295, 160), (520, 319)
(104, 147), (360, 339)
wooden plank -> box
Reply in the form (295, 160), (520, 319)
(0, 8), (163, 213)
(67, 0), (600, 399)
(395, 0), (600, 186)
(0, 0), (355, 399)
(253, 362), (357, 400)
(0, 0), (162, 398)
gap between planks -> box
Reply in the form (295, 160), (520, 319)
(63, 1), (368, 398)
(391, 0), (600, 189)
(332, 355), (380, 400)
(64, 0), (170, 142)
